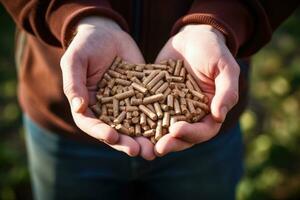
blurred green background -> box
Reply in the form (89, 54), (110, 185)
(0, 5), (300, 200)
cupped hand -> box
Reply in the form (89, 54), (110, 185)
(60, 17), (155, 160)
(154, 24), (240, 156)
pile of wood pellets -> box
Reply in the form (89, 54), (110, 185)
(90, 57), (210, 144)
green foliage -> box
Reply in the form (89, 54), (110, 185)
(0, 5), (31, 200)
(237, 9), (300, 200)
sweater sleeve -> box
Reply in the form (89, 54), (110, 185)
(171, 0), (300, 58)
(0, 0), (129, 48)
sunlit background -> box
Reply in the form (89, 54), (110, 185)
(0, 5), (300, 200)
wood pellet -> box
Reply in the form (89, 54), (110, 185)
(90, 56), (210, 144)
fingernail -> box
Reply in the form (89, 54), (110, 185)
(221, 106), (227, 121)
(71, 97), (82, 112)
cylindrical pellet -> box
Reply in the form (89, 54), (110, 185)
(146, 104), (156, 113)
(142, 70), (160, 85)
(173, 60), (183, 76)
(97, 79), (107, 88)
(108, 70), (122, 78)
(99, 115), (112, 125)
(132, 110), (139, 117)
(126, 106), (139, 111)
(113, 98), (119, 117)
(136, 93), (144, 99)
(101, 104), (107, 116)
(187, 74), (202, 92)
(135, 64), (145, 71)
(190, 89), (207, 102)
(155, 82), (169, 94)
(139, 105), (157, 121)
(110, 56), (122, 70)
(115, 78), (131, 86)
(90, 103), (101, 116)
(114, 90), (135, 100)
(150, 80), (164, 94)
(124, 98), (131, 106)
(154, 103), (163, 119)
(131, 76), (142, 85)
(107, 79), (116, 89)
(143, 93), (164, 104)
(126, 71), (144, 79)
(142, 125), (150, 131)
(180, 97), (187, 105)
(103, 73), (112, 81)
(161, 104), (169, 112)
(131, 82), (148, 94)
(187, 100), (196, 115)
(115, 68), (126, 75)
(146, 71), (165, 89)
(126, 112), (132, 119)
(179, 67), (186, 78)
(170, 116), (177, 126)
(186, 80), (194, 91)
(140, 113), (147, 126)
(162, 87), (172, 102)
(150, 64), (168, 70)
(167, 76), (184, 83)
(181, 104), (189, 114)
(162, 112), (170, 128)
(168, 59), (176, 68)
(115, 124), (130, 135)
(155, 120), (163, 140)
(174, 98), (181, 115)
(190, 100), (210, 113)
(130, 97), (143, 106)
(135, 124), (142, 136)
(167, 94), (174, 109)
(146, 117), (156, 129)
(100, 96), (113, 103)
(143, 129), (155, 137)
(175, 115), (187, 121)
(114, 111), (126, 124)
(132, 117), (140, 124)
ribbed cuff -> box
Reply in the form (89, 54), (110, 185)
(171, 14), (239, 56)
(61, 7), (129, 49)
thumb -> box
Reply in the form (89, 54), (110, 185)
(211, 62), (240, 123)
(60, 52), (89, 113)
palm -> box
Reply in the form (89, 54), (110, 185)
(154, 25), (240, 155)
(61, 18), (156, 160)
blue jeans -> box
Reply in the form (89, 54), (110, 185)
(24, 115), (243, 200)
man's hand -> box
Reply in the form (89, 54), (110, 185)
(154, 24), (240, 156)
(60, 17), (155, 160)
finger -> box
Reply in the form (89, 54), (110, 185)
(109, 134), (140, 157)
(60, 49), (88, 113)
(154, 39), (182, 63)
(72, 108), (119, 145)
(211, 61), (240, 122)
(169, 115), (222, 143)
(119, 36), (145, 64)
(154, 134), (193, 157)
(135, 137), (156, 160)
(73, 109), (140, 156)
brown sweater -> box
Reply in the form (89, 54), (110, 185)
(1, 0), (299, 142)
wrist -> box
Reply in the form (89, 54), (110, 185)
(180, 24), (226, 43)
(77, 16), (122, 32)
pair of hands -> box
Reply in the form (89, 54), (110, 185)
(60, 17), (240, 160)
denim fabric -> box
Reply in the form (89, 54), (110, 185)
(24, 115), (243, 200)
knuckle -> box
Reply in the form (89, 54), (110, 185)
(63, 82), (78, 96)
(229, 90), (239, 106)
(103, 129), (118, 144)
(60, 51), (81, 69)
